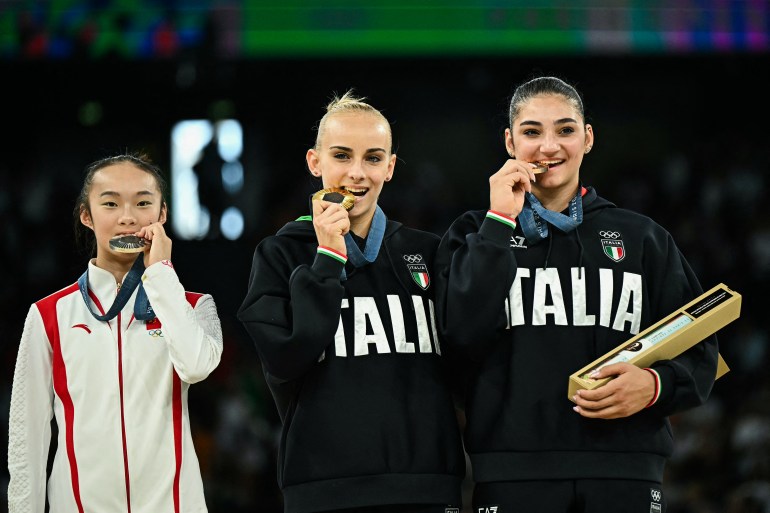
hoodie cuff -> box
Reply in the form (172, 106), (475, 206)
(644, 365), (677, 409)
(479, 210), (516, 244)
(653, 364), (677, 408)
(642, 368), (661, 407)
(312, 246), (347, 278)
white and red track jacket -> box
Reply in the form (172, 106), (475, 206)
(7, 260), (223, 513)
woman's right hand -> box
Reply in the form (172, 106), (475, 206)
(312, 199), (350, 254)
(489, 159), (537, 218)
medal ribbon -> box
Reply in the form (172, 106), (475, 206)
(518, 189), (583, 244)
(341, 205), (387, 281)
(78, 254), (155, 322)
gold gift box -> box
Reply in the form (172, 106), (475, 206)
(568, 283), (740, 401)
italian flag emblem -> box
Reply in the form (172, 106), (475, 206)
(404, 254), (430, 290)
(602, 239), (625, 262)
(411, 269), (430, 289)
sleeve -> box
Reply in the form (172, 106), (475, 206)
(237, 240), (346, 382)
(644, 232), (719, 416)
(434, 211), (518, 361)
(8, 305), (54, 513)
(141, 262), (223, 384)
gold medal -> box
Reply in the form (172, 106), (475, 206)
(109, 235), (147, 253)
(311, 187), (355, 211)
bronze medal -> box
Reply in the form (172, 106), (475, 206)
(532, 161), (549, 174)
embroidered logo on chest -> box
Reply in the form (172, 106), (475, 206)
(403, 253), (430, 290)
(510, 235), (527, 249)
(599, 229), (626, 262)
(146, 317), (163, 337)
(72, 323), (91, 334)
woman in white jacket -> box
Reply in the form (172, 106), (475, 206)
(7, 153), (223, 512)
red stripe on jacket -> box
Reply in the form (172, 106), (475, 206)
(37, 283), (85, 513)
(173, 291), (203, 512)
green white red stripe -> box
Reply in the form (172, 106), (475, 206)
(317, 246), (347, 264)
(486, 210), (517, 230)
(605, 246), (624, 260)
(643, 368), (661, 407)
(412, 271), (429, 288)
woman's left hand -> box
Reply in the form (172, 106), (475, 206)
(136, 222), (173, 268)
(571, 363), (656, 419)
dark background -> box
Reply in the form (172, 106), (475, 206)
(2, 2), (770, 512)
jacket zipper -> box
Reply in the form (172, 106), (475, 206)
(117, 310), (132, 513)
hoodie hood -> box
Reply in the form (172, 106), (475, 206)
(581, 185), (617, 218)
(276, 217), (318, 241)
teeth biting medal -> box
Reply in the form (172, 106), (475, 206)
(312, 187), (356, 211)
(531, 161), (549, 174)
(109, 235), (147, 253)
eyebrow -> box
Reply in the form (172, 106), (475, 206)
(328, 145), (387, 153)
(519, 117), (578, 127)
(99, 190), (155, 198)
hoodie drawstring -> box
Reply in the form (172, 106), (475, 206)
(575, 229), (585, 279)
(543, 231), (553, 270)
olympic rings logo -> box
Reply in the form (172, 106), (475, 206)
(599, 230), (621, 239)
(147, 329), (163, 338)
(651, 489), (661, 502)
(403, 254), (423, 263)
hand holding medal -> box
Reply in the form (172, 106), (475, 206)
(311, 187), (354, 254)
(136, 222), (172, 268)
(110, 222), (172, 268)
(489, 159), (535, 218)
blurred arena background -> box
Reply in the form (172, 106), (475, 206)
(1, 1), (769, 511)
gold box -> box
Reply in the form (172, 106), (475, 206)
(568, 283), (740, 401)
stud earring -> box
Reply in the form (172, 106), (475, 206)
(585, 147), (592, 154)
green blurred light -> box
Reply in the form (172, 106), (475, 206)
(78, 101), (103, 126)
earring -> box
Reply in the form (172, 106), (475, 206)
(585, 146), (592, 154)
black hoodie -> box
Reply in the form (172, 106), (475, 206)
(238, 215), (464, 513)
(435, 186), (719, 483)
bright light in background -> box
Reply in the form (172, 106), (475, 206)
(217, 119), (243, 161)
(222, 161), (244, 194)
(171, 119), (244, 240)
(221, 206), (245, 240)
